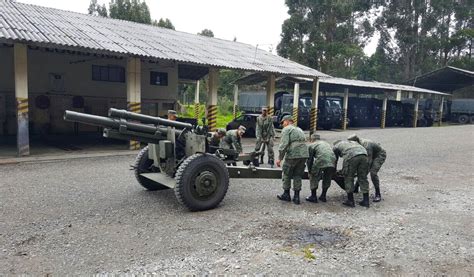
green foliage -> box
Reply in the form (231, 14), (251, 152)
(303, 245), (316, 260)
(179, 104), (239, 128)
(88, 0), (107, 16)
(278, 0), (473, 82)
(198, 29), (214, 37)
(153, 18), (175, 30)
(277, 0), (376, 78)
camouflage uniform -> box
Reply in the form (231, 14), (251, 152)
(358, 138), (386, 192)
(333, 141), (369, 194)
(279, 124), (309, 191)
(307, 140), (337, 191)
(220, 130), (243, 153)
(255, 115), (275, 161)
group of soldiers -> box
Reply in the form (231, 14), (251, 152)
(275, 113), (387, 208)
(172, 107), (387, 208)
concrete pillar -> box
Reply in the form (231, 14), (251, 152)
(395, 90), (402, 101)
(342, 88), (349, 130)
(207, 68), (218, 132)
(194, 80), (200, 120)
(233, 84), (239, 119)
(127, 57), (141, 150)
(14, 43), (30, 156)
(310, 77), (320, 134)
(381, 93), (388, 129)
(292, 82), (300, 125)
(438, 96), (445, 126)
(266, 74), (275, 116)
(413, 94), (420, 128)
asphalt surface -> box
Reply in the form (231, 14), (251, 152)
(0, 125), (473, 274)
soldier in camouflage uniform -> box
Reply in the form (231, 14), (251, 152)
(348, 134), (387, 202)
(255, 107), (275, 166)
(306, 134), (337, 203)
(276, 115), (309, 205)
(220, 126), (246, 154)
(333, 140), (370, 208)
(208, 128), (227, 154)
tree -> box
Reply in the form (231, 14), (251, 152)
(277, 0), (376, 78)
(375, 0), (473, 80)
(153, 18), (175, 30)
(88, 0), (107, 17)
(108, 0), (151, 24)
(198, 29), (214, 37)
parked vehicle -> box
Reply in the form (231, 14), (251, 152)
(448, 99), (474, 124)
(226, 113), (260, 137)
(274, 93), (343, 130)
(401, 99), (435, 127)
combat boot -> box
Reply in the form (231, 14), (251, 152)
(359, 193), (370, 208)
(373, 187), (381, 202)
(319, 187), (328, 202)
(305, 189), (318, 203)
(277, 190), (291, 202)
(353, 182), (360, 193)
(269, 159), (274, 168)
(342, 193), (355, 207)
(293, 190), (301, 205)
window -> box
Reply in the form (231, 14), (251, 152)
(150, 71), (168, 86)
(92, 65), (125, 83)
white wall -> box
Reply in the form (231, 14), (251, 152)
(0, 46), (179, 135)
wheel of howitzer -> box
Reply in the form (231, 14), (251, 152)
(175, 153), (229, 211)
(134, 146), (169, 191)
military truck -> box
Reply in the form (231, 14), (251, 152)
(275, 93), (343, 130)
(447, 99), (474, 124)
(401, 99), (435, 127)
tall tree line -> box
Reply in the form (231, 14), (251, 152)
(88, 0), (175, 29)
(278, 0), (473, 82)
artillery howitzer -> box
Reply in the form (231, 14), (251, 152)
(64, 109), (282, 211)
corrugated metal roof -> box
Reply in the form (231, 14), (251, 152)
(234, 73), (450, 96)
(0, 0), (329, 78)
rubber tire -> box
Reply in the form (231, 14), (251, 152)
(458, 114), (469, 124)
(134, 146), (169, 191)
(470, 115), (474, 124)
(175, 153), (229, 211)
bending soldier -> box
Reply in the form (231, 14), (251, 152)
(333, 140), (370, 208)
(220, 125), (246, 154)
(276, 115), (309, 205)
(348, 134), (387, 202)
(255, 107), (275, 167)
(208, 128), (227, 154)
(306, 134), (337, 203)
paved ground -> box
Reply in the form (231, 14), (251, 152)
(0, 125), (473, 275)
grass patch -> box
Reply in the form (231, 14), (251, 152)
(179, 104), (240, 129)
(303, 245), (316, 260)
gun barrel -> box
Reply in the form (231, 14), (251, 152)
(108, 108), (193, 129)
(64, 110), (165, 135)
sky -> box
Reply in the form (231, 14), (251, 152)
(17, 0), (377, 55)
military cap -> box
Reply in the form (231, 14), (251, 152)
(261, 106), (268, 111)
(168, 110), (177, 115)
(310, 134), (321, 141)
(238, 125), (247, 132)
(347, 134), (359, 141)
(217, 128), (227, 135)
(280, 115), (293, 123)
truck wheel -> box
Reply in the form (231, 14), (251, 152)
(470, 116), (474, 124)
(134, 146), (169, 191)
(458, 115), (469, 124)
(175, 153), (229, 211)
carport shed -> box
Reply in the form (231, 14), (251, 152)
(0, 0), (327, 156)
(234, 73), (449, 130)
